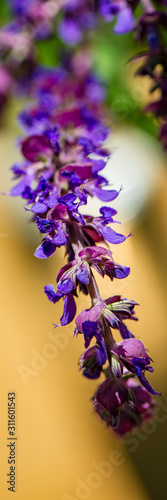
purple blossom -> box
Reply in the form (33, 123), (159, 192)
(75, 295), (138, 336)
(44, 284), (76, 326)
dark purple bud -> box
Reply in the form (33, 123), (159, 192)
(60, 293), (76, 326)
(34, 216), (56, 233)
(34, 238), (56, 259)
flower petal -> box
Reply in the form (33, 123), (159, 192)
(34, 238), (56, 258)
(44, 284), (62, 303)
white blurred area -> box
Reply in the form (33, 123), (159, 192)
(81, 126), (165, 222)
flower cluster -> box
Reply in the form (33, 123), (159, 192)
(1, 0), (162, 437)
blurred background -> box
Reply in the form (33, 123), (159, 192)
(0, 4), (167, 500)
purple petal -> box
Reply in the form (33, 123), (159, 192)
(103, 308), (120, 329)
(100, 206), (117, 220)
(98, 224), (126, 244)
(34, 239), (56, 259)
(44, 284), (62, 303)
(83, 321), (98, 348)
(30, 202), (47, 214)
(60, 293), (76, 325)
(10, 178), (27, 197)
(134, 365), (160, 396)
(92, 159), (106, 173)
(79, 245), (112, 260)
(115, 340), (148, 359)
